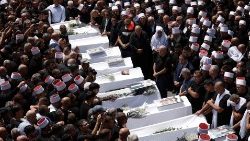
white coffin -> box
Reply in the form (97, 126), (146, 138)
(126, 96), (192, 129)
(98, 80), (161, 109)
(95, 67), (144, 92)
(80, 47), (121, 63)
(70, 35), (109, 53)
(90, 57), (133, 76)
(131, 115), (207, 141)
(68, 26), (100, 40)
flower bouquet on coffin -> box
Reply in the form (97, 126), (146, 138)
(86, 47), (105, 55)
(126, 107), (148, 118)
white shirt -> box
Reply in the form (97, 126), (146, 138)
(46, 4), (66, 24)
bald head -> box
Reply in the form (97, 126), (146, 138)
(25, 110), (37, 124)
(0, 127), (7, 139)
(0, 66), (7, 77)
(119, 128), (130, 139)
(16, 135), (29, 141)
(214, 81), (225, 94)
(61, 97), (71, 109)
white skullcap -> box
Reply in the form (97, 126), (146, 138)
(187, 7), (194, 14)
(190, 1), (197, 6)
(217, 16), (225, 23)
(172, 27), (180, 34)
(204, 35), (212, 42)
(236, 6), (244, 12)
(189, 36), (198, 43)
(239, 20), (246, 25)
(124, 2), (130, 7)
(112, 6), (118, 11)
(190, 43), (200, 51)
(229, 11), (235, 16)
(155, 5), (162, 10)
(146, 7), (152, 13)
(220, 26), (228, 32)
(199, 11), (207, 17)
(115, 1), (122, 6)
(158, 9), (164, 14)
(169, 0), (176, 5)
(224, 72), (234, 78)
(201, 43), (210, 50)
(191, 27), (200, 34)
(203, 20), (211, 27)
(134, 3), (140, 8)
(236, 77), (246, 86)
(138, 13), (145, 19)
(221, 40), (231, 48)
(244, 5), (250, 11)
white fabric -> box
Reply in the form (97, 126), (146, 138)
(228, 97), (246, 126)
(46, 4), (66, 24)
(95, 67), (144, 92)
(212, 90), (230, 128)
(126, 96), (192, 129)
(68, 26), (100, 40)
(240, 110), (249, 139)
(90, 57), (133, 76)
(70, 35), (109, 53)
(227, 46), (244, 62)
(80, 47), (121, 63)
(151, 26), (168, 50)
(131, 115), (207, 141)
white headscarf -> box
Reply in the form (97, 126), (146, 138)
(227, 97), (246, 126)
(240, 109), (250, 139)
(211, 89), (230, 128)
(150, 26), (168, 50)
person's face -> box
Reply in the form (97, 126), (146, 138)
(80, 121), (90, 132)
(194, 73), (202, 83)
(53, 0), (60, 5)
(236, 85), (246, 94)
(157, 30), (162, 38)
(111, 18), (117, 26)
(204, 84), (214, 92)
(135, 28), (142, 36)
(159, 48), (167, 57)
(139, 17), (146, 24)
(178, 56), (186, 64)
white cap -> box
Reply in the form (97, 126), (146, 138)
(111, 6), (118, 11)
(187, 7), (194, 14)
(229, 11), (235, 16)
(108, 3), (113, 8)
(145, 7), (152, 13)
(228, 30), (234, 37)
(31, 47), (40, 55)
(226, 134), (238, 141)
(213, 51), (224, 59)
(191, 27), (200, 34)
(204, 35), (212, 42)
(199, 50), (208, 58)
(236, 77), (246, 86)
(201, 64), (211, 71)
(0, 81), (11, 91)
(221, 40), (231, 48)
(37, 117), (49, 129)
(169, 0), (176, 5)
(190, 43), (200, 51)
(44, 75), (55, 85)
(68, 0), (73, 5)
(55, 52), (64, 59)
(61, 73), (72, 83)
(68, 83), (79, 93)
(224, 72), (234, 78)
(198, 134), (211, 141)
(189, 36), (198, 42)
(201, 43), (210, 50)
(172, 27), (180, 34)
(124, 2), (130, 7)
(190, 1), (197, 6)
(158, 9), (164, 14)
(198, 0), (205, 6)
(207, 28), (216, 36)
(199, 11), (207, 18)
(172, 6), (178, 11)
(11, 72), (22, 80)
(138, 13), (145, 19)
(33, 85), (44, 95)
(55, 81), (66, 91)
(220, 26), (228, 32)
(216, 16), (225, 23)
(84, 82), (91, 90)
(134, 3), (140, 8)
(203, 20), (211, 27)
(121, 10), (128, 16)
(50, 94), (61, 104)
(74, 75), (84, 85)
(155, 5), (162, 10)
(115, 1), (121, 6)
(236, 6), (244, 12)
(20, 84), (28, 93)
(239, 20), (246, 26)
(244, 5), (250, 11)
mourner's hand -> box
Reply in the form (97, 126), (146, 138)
(101, 31), (107, 36)
(137, 49), (143, 54)
(207, 99), (214, 105)
(153, 72), (158, 78)
(179, 91), (187, 96)
(174, 81), (180, 86)
(195, 110), (202, 116)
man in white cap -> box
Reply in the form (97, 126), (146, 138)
(236, 77), (250, 101)
(48, 94), (61, 112)
(223, 72), (236, 94)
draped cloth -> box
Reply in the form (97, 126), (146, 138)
(150, 26), (168, 50)
(211, 89), (230, 128)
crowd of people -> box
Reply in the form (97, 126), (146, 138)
(0, 0), (250, 140)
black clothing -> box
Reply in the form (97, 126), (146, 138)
(188, 81), (205, 113)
